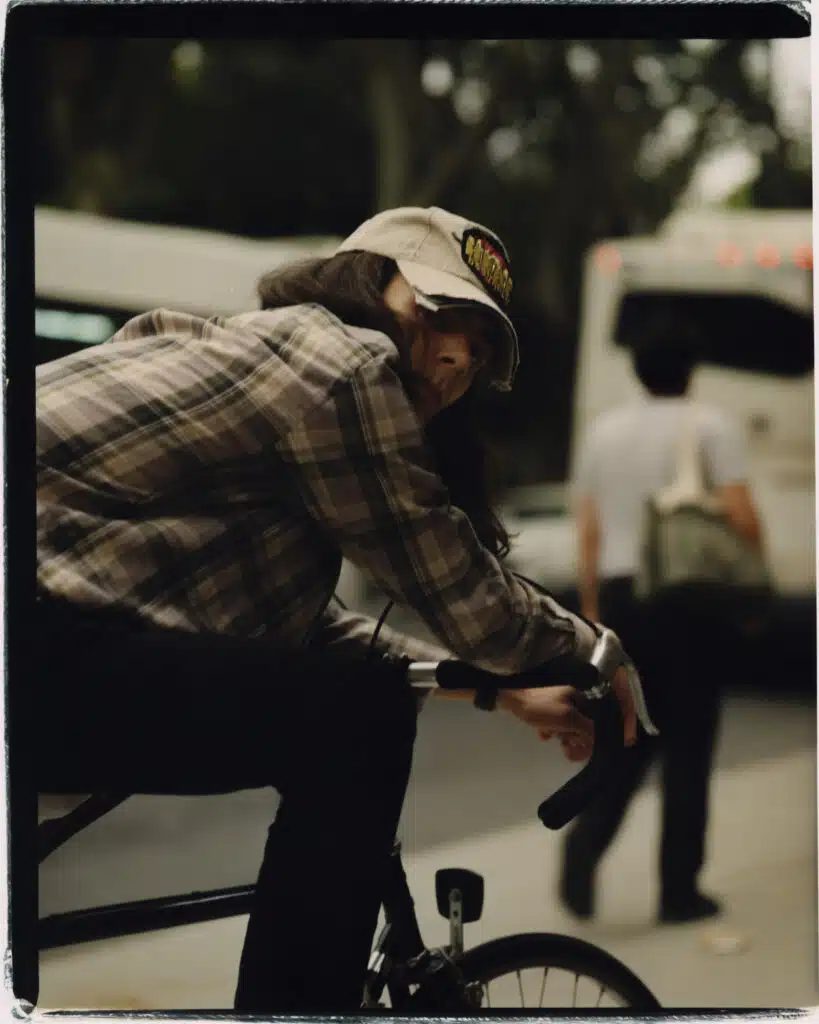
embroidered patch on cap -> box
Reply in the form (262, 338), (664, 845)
(460, 228), (513, 306)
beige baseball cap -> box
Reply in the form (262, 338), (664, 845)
(337, 206), (519, 391)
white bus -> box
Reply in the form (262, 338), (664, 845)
(35, 205), (341, 364)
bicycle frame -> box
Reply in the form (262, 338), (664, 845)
(362, 842), (427, 1007)
(38, 798), (427, 963)
(38, 794), (255, 950)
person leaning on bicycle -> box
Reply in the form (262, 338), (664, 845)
(35, 206), (638, 1013)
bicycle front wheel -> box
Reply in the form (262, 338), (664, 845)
(455, 932), (661, 1010)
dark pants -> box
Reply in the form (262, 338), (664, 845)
(563, 577), (724, 906)
(33, 596), (418, 1012)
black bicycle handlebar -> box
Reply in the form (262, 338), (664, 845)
(432, 654), (601, 694)
(536, 690), (625, 830)
(406, 630), (657, 832)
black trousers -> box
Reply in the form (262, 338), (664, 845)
(32, 596), (418, 1012)
(563, 578), (725, 904)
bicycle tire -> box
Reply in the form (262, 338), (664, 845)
(452, 932), (661, 1010)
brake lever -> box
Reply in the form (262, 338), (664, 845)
(625, 659), (660, 737)
(537, 630), (659, 830)
(587, 628), (659, 738)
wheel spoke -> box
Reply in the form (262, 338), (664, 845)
(538, 968), (549, 1008)
(457, 937), (658, 1010)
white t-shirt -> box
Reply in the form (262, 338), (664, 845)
(572, 397), (749, 579)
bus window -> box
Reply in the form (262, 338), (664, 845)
(614, 291), (814, 379)
(34, 298), (139, 366)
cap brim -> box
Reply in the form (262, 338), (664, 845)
(396, 259), (518, 391)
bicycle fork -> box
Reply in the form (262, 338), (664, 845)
(362, 920), (394, 1008)
(361, 842), (425, 1008)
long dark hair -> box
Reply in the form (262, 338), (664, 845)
(257, 252), (510, 558)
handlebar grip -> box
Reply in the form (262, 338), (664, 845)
(537, 693), (625, 830)
(434, 656), (600, 693)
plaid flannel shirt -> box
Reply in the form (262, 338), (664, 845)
(37, 304), (595, 671)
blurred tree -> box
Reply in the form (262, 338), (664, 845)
(38, 38), (179, 214)
(34, 36), (811, 483)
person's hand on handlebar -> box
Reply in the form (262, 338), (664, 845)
(497, 685), (594, 754)
(555, 733), (594, 763)
(530, 665), (639, 763)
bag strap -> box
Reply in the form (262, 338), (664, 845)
(676, 402), (707, 495)
(654, 402), (719, 513)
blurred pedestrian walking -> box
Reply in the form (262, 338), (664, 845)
(559, 319), (766, 924)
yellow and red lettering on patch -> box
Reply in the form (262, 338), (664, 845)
(461, 229), (513, 306)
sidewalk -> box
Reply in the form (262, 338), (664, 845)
(400, 747), (817, 1009)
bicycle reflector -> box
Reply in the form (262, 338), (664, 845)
(435, 868), (484, 923)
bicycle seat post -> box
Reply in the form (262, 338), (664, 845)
(448, 887), (464, 956)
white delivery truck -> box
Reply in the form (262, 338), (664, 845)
(507, 208), (814, 613)
(573, 207), (814, 598)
